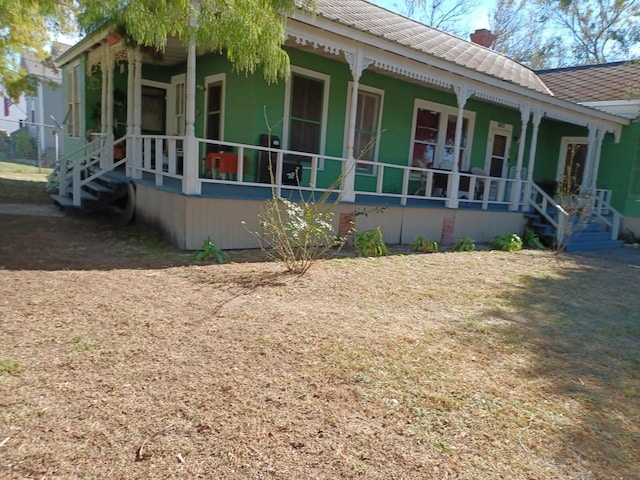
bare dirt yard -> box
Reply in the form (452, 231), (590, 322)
(1, 163), (639, 479)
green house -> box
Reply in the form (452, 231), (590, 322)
(53, 0), (634, 251)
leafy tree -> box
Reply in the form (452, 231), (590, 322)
(490, 0), (640, 67)
(78, 0), (315, 84)
(0, 0), (76, 99)
(397, 0), (480, 36)
(534, 0), (640, 65)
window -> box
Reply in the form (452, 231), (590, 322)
(284, 67), (329, 161)
(65, 64), (80, 138)
(171, 74), (185, 136)
(410, 99), (474, 171)
(289, 74), (324, 153)
(353, 89), (382, 173)
(204, 74), (225, 151)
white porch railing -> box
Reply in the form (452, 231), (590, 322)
(58, 134), (129, 206)
(528, 183), (621, 244)
(593, 189), (621, 240)
(125, 135), (522, 211)
(528, 182), (570, 245)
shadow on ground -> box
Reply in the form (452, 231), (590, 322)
(493, 251), (640, 478)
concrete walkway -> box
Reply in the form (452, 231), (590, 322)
(0, 203), (65, 217)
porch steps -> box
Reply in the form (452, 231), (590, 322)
(524, 211), (623, 252)
(51, 172), (130, 217)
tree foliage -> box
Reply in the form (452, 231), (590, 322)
(535, 0), (640, 65)
(78, 0), (314, 84)
(2, 0), (314, 98)
(491, 0), (640, 68)
(0, 0), (76, 99)
(398, 0), (480, 36)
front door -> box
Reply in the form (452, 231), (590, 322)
(485, 121), (513, 178)
(557, 137), (588, 193)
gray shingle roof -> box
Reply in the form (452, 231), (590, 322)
(536, 61), (640, 102)
(312, 0), (552, 94)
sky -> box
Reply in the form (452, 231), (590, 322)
(369, 0), (493, 32)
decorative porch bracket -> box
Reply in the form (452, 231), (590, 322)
(342, 48), (374, 203)
(447, 83), (473, 209)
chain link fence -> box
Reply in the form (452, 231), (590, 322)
(0, 119), (63, 169)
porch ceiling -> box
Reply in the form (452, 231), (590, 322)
(139, 36), (187, 67)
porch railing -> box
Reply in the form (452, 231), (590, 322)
(528, 183), (621, 244)
(127, 134), (522, 211)
(593, 189), (621, 240)
(60, 134), (128, 206)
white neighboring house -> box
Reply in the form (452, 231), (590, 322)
(19, 42), (71, 163)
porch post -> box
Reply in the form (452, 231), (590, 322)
(448, 83), (472, 209)
(510, 104), (530, 211)
(581, 124), (598, 194)
(343, 48), (373, 203)
(182, 1), (201, 195)
(132, 46), (143, 179)
(523, 109), (543, 210)
(589, 127), (605, 193)
(105, 42), (114, 170)
(100, 43), (107, 137)
(126, 48), (134, 177)
(100, 43), (108, 168)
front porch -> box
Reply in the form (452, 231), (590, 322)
(53, 132), (622, 251)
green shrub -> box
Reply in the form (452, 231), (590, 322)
(523, 228), (546, 249)
(493, 233), (523, 252)
(192, 236), (228, 263)
(247, 196), (345, 274)
(410, 235), (438, 253)
(355, 226), (388, 257)
(452, 236), (475, 252)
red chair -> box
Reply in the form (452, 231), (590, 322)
(205, 152), (238, 179)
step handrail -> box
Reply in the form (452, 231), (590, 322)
(528, 183), (570, 245)
(592, 190), (622, 240)
(67, 134), (128, 206)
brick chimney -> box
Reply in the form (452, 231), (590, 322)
(470, 29), (495, 48)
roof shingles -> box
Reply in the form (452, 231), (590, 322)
(311, 0), (550, 94)
(536, 62), (640, 102)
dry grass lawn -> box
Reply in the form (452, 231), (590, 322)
(1, 163), (639, 479)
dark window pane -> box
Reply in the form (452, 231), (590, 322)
(291, 75), (323, 121)
(290, 120), (320, 153)
(207, 114), (220, 140)
(208, 85), (221, 112)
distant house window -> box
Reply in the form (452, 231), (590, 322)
(65, 64), (80, 138)
(410, 99), (474, 171)
(630, 139), (640, 196)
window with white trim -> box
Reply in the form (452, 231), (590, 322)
(65, 64), (81, 138)
(204, 73), (225, 152)
(289, 73), (324, 153)
(284, 67), (329, 161)
(410, 100), (474, 171)
(353, 89), (383, 174)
